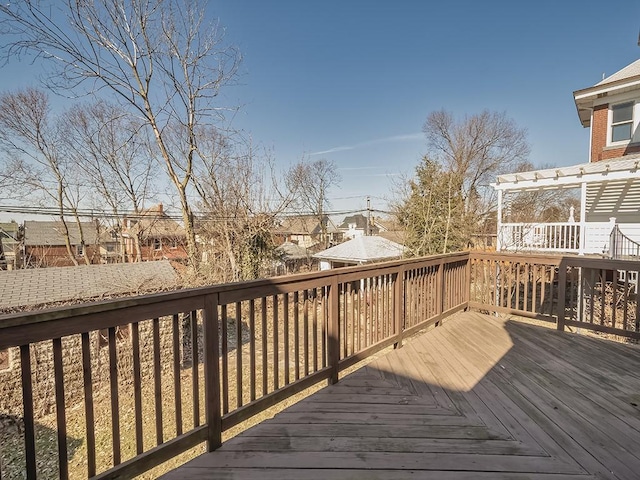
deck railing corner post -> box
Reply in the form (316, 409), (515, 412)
(437, 259), (445, 317)
(327, 276), (340, 385)
(393, 267), (404, 349)
(203, 293), (222, 451)
(557, 260), (567, 332)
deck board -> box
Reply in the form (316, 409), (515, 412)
(162, 312), (640, 479)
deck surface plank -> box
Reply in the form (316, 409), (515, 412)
(162, 312), (640, 479)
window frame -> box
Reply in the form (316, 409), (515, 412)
(609, 101), (635, 145)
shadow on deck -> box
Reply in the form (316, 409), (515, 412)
(162, 311), (640, 479)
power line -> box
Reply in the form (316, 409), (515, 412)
(0, 204), (393, 221)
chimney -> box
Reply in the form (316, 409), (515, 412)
(157, 203), (163, 214)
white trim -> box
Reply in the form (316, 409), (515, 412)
(493, 157), (640, 192)
(574, 78), (640, 101)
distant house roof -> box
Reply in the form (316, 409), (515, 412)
(0, 260), (177, 310)
(125, 203), (185, 238)
(313, 236), (404, 265)
(276, 241), (310, 261)
(338, 214), (380, 234)
(0, 222), (19, 238)
(23, 221), (101, 246)
(275, 215), (340, 236)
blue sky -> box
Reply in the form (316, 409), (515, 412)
(2, 0), (640, 218)
(208, 0), (640, 213)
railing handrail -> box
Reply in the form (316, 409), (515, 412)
(500, 221), (580, 227)
(0, 251), (469, 331)
(609, 224), (640, 259)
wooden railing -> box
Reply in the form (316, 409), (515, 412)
(0, 252), (469, 480)
(469, 252), (640, 341)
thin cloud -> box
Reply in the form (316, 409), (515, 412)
(310, 132), (423, 156)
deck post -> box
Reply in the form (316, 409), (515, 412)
(393, 267), (404, 348)
(327, 276), (340, 384)
(436, 259), (445, 322)
(556, 261), (567, 332)
(203, 293), (222, 451)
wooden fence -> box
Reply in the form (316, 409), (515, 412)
(0, 252), (469, 480)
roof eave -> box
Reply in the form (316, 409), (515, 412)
(573, 75), (640, 127)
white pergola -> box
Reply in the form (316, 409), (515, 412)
(491, 156), (640, 254)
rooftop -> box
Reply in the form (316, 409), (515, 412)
(0, 260), (177, 309)
(314, 235), (404, 263)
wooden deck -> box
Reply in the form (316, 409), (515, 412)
(162, 311), (640, 479)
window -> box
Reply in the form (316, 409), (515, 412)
(611, 102), (634, 143)
(154, 238), (162, 250)
(76, 244), (84, 256)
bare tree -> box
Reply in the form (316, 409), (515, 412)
(193, 133), (298, 282)
(65, 101), (157, 261)
(423, 110), (530, 236)
(287, 158), (341, 248)
(0, 88), (89, 265)
(0, 0), (241, 272)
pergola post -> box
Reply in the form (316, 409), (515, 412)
(579, 182), (587, 255)
(496, 189), (503, 252)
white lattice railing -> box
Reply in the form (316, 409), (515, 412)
(498, 222), (615, 254)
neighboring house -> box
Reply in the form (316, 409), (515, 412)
(275, 215), (342, 250)
(0, 221), (21, 270)
(23, 220), (102, 267)
(122, 204), (188, 262)
(339, 214), (379, 240)
(274, 241), (316, 275)
(314, 236), (404, 270)
(371, 217), (407, 246)
(494, 57), (640, 256)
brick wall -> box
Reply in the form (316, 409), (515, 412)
(24, 245), (102, 268)
(590, 103), (640, 162)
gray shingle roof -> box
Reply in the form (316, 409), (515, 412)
(0, 261), (177, 309)
(313, 236), (404, 264)
(23, 221), (101, 246)
(596, 58), (640, 86)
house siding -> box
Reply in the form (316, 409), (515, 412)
(24, 245), (101, 267)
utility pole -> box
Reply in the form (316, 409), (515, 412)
(366, 196), (371, 236)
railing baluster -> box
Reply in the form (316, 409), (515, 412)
(81, 332), (97, 476)
(236, 302), (243, 407)
(283, 294), (290, 385)
(152, 319), (163, 445)
(304, 290), (310, 375)
(20, 344), (36, 480)
(261, 297), (268, 396)
(131, 323), (143, 453)
(190, 311), (200, 428)
(109, 327), (121, 465)
(249, 300), (256, 401)
(293, 292), (300, 380)
(172, 314), (183, 435)
(52, 337), (68, 480)
(221, 305), (229, 413)
(272, 295), (279, 390)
